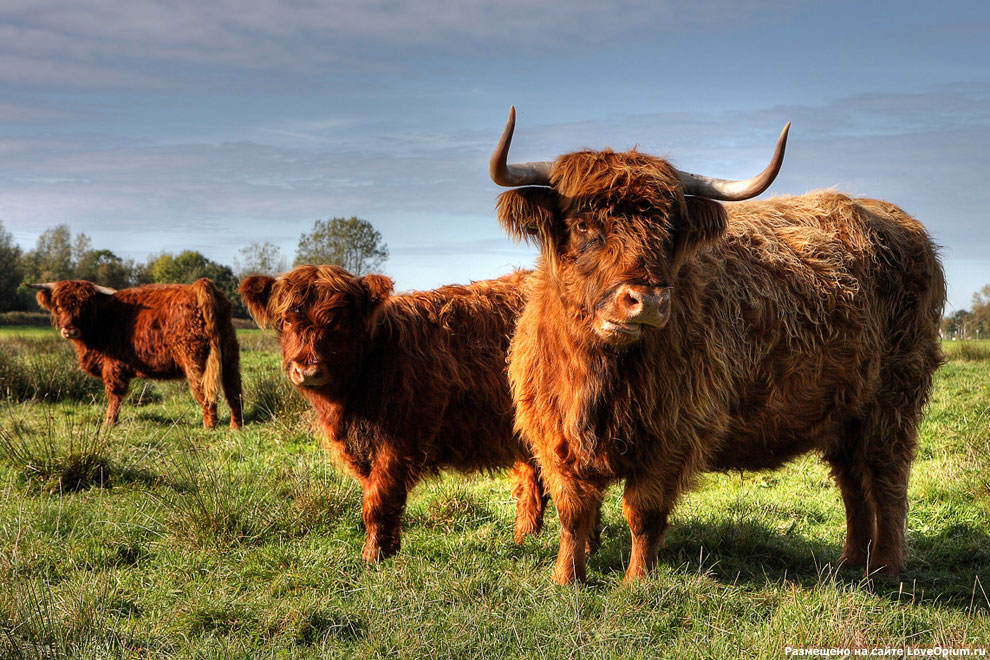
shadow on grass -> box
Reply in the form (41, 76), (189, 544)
(583, 517), (990, 611)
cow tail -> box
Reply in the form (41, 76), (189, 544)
(194, 278), (223, 407)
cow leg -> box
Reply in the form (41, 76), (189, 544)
(102, 367), (130, 426)
(222, 356), (244, 430)
(826, 445), (877, 569)
(845, 407), (918, 576)
(622, 478), (672, 582)
(551, 482), (604, 584)
(586, 506), (603, 555)
(360, 456), (410, 563)
(866, 446), (913, 576)
(185, 369), (218, 430)
(509, 459), (548, 543)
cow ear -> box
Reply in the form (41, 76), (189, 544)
(496, 187), (559, 245)
(35, 289), (54, 311)
(238, 276), (276, 328)
(360, 274), (394, 310)
(670, 196), (729, 272)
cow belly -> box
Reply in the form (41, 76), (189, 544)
(707, 428), (822, 471)
(708, 383), (847, 472)
(432, 407), (522, 473)
(129, 351), (184, 380)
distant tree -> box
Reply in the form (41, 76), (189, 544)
(147, 250), (245, 317)
(75, 249), (134, 289)
(0, 221), (24, 312)
(234, 241), (286, 277)
(294, 217), (388, 275)
(970, 285), (990, 340)
(941, 309), (973, 340)
(23, 224), (75, 283)
(72, 233), (93, 267)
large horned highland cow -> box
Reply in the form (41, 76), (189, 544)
(490, 107), (945, 583)
(239, 266), (547, 561)
(30, 279), (243, 429)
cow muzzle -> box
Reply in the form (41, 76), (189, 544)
(288, 361), (331, 388)
(60, 327), (80, 339)
(596, 285), (672, 342)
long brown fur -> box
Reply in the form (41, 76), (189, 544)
(239, 266), (548, 561)
(496, 149), (945, 583)
(35, 279), (244, 429)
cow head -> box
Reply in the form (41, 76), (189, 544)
(491, 107), (788, 346)
(239, 265), (394, 391)
(28, 281), (116, 340)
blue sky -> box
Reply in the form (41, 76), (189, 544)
(0, 0), (988, 311)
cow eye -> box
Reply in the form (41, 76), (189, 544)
(574, 221), (589, 234)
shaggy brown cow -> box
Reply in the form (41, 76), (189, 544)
(239, 266), (547, 561)
(30, 279), (243, 429)
(490, 107), (945, 583)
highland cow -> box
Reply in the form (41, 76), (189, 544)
(30, 279), (243, 429)
(489, 107), (945, 583)
(239, 266), (547, 561)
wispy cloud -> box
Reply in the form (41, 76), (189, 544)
(0, 0), (799, 88)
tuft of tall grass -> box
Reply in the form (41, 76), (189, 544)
(411, 481), (495, 533)
(0, 566), (142, 659)
(942, 340), (990, 362)
(153, 450), (358, 548)
(244, 364), (307, 425)
(0, 336), (103, 403)
(0, 409), (167, 493)
(0, 412), (112, 493)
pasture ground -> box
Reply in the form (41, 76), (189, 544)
(0, 325), (988, 658)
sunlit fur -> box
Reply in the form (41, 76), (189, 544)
(35, 279), (243, 429)
(497, 149), (946, 583)
(239, 265), (547, 562)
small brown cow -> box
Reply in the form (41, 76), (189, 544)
(239, 266), (547, 561)
(490, 107), (945, 583)
(30, 279), (243, 429)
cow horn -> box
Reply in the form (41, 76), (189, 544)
(490, 107), (553, 187)
(675, 122), (790, 201)
(93, 285), (116, 295)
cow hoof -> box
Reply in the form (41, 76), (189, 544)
(362, 542), (399, 564)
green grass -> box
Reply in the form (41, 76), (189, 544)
(0, 331), (987, 657)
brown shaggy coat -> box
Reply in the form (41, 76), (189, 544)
(497, 149), (945, 583)
(35, 279), (243, 429)
(239, 266), (546, 561)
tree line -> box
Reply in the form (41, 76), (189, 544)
(941, 285), (990, 340)
(0, 217), (388, 317)
(2, 217), (989, 337)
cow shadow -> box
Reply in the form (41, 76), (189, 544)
(583, 517), (990, 611)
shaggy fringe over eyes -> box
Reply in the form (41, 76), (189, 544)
(496, 150), (733, 275)
(40, 281), (108, 327)
(550, 149), (686, 215)
(261, 265), (395, 331)
(269, 265), (362, 321)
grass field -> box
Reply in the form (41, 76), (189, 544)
(1, 325), (987, 658)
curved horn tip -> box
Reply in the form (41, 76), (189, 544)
(676, 121), (791, 201)
(24, 282), (55, 291)
(489, 105), (554, 187)
(94, 285), (117, 295)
